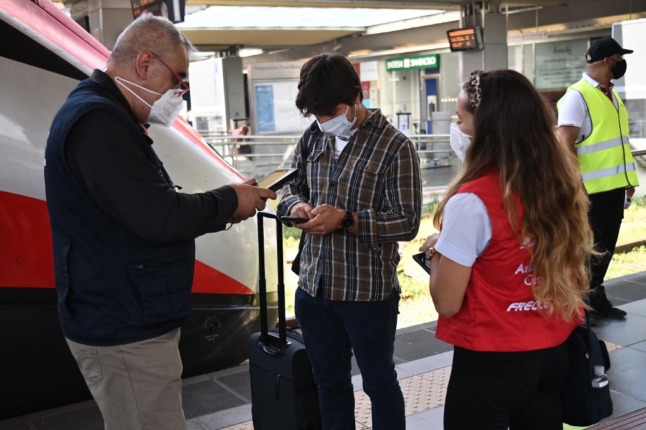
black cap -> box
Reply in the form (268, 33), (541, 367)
(586, 37), (633, 63)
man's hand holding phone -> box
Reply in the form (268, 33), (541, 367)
(282, 202), (313, 227)
(280, 216), (308, 225)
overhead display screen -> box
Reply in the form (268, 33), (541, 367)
(447, 27), (484, 52)
(131, 0), (185, 23)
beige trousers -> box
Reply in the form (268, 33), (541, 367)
(66, 328), (186, 430)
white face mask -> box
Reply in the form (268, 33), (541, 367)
(317, 104), (357, 138)
(115, 77), (184, 126)
(449, 123), (472, 162)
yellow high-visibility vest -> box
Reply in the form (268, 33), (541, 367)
(559, 79), (639, 194)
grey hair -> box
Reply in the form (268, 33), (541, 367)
(109, 14), (194, 66)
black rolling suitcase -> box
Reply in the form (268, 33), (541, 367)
(248, 212), (322, 430)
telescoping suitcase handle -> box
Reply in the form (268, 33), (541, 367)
(257, 212), (289, 355)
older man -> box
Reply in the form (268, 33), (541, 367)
(44, 15), (274, 429)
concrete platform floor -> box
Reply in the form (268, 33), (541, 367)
(2, 271), (645, 430)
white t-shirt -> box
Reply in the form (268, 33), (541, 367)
(434, 193), (492, 267)
(557, 73), (618, 144)
(334, 128), (358, 158)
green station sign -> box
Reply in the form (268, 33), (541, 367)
(386, 54), (440, 72)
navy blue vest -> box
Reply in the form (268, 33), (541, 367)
(45, 78), (194, 345)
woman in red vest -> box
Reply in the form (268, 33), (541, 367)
(421, 69), (594, 429)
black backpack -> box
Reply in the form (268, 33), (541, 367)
(561, 313), (613, 426)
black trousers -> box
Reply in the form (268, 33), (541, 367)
(588, 188), (625, 290)
(444, 344), (569, 430)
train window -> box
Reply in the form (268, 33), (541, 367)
(0, 19), (86, 81)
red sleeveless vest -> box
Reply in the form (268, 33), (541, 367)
(436, 172), (577, 351)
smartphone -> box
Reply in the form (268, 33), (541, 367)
(280, 216), (308, 225)
(412, 252), (431, 274)
(255, 168), (297, 191)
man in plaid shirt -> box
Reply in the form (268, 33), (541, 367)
(278, 53), (422, 430)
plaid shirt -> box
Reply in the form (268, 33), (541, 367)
(278, 109), (422, 301)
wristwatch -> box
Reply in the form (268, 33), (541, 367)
(341, 211), (354, 231)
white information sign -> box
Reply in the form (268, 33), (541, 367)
(249, 62), (312, 134)
(535, 40), (587, 89)
(254, 80), (311, 134)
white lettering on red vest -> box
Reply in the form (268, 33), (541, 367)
(515, 262), (534, 274)
(506, 300), (549, 312)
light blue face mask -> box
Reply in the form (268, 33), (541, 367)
(317, 104), (357, 138)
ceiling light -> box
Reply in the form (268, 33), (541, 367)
(239, 48), (264, 57)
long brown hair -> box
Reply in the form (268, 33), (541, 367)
(434, 69), (593, 320)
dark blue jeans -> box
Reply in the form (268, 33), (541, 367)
(295, 288), (405, 430)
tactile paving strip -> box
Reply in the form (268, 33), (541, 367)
(404, 367), (450, 414)
(223, 366), (451, 429)
(354, 366), (451, 428)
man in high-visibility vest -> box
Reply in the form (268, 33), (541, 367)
(557, 37), (639, 319)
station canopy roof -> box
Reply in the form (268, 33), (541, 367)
(175, 0), (642, 57)
(177, 5), (445, 52)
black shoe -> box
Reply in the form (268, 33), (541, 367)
(590, 299), (627, 319)
(587, 285), (627, 320)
